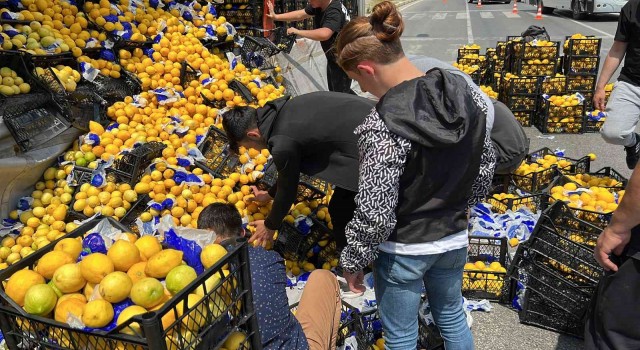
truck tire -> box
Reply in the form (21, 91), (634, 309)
(572, 0), (586, 19)
(541, 6), (554, 14)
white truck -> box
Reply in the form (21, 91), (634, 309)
(528, 0), (627, 19)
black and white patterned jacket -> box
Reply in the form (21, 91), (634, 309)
(341, 89), (496, 273)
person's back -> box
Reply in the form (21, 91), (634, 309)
(258, 91), (375, 191)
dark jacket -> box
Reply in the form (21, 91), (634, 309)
(378, 69), (487, 244)
(258, 92), (375, 230)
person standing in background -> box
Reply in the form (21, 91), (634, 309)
(267, 0), (354, 93)
(594, 0), (640, 169)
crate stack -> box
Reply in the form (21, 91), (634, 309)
(500, 75), (539, 127)
(454, 46), (484, 85)
(462, 235), (511, 303)
(508, 201), (603, 337)
(534, 92), (586, 134)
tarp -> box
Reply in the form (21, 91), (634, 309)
(0, 124), (81, 218)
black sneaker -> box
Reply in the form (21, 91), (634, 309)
(625, 133), (640, 169)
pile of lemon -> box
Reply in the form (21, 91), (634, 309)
(480, 85), (498, 99)
(463, 261), (507, 295)
(488, 192), (538, 214)
(549, 181), (623, 215)
(0, 66), (31, 96)
(4, 230), (244, 349)
(452, 62), (480, 75)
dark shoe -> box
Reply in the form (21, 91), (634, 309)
(625, 133), (640, 170)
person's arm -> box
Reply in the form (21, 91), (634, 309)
(595, 162), (640, 271)
(340, 110), (412, 273)
(264, 150), (300, 231)
(272, 9), (313, 22)
(594, 41), (628, 110)
(287, 27), (334, 42)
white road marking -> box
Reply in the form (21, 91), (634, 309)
(432, 12), (447, 19)
(465, 2), (474, 43)
(480, 12), (494, 18)
(503, 11), (520, 18)
(527, 12), (614, 38)
(409, 13), (427, 20)
(456, 12), (468, 19)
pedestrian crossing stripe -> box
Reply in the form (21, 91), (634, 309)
(405, 11), (521, 20)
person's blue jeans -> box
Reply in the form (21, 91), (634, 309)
(374, 248), (474, 350)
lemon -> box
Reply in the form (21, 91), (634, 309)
(52, 263), (86, 294)
(5, 269), (46, 306)
(99, 271), (133, 303)
(165, 265), (197, 295)
(223, 331), (247, 350)
(35, 251), (75, 280)
(130, 278), (165, 309)
(134, 236), (162, 261)
(107, 239), (141, 272)
(117, 305), (148, 335)
(55, 298), (86, 323)
(80, 253), (114, 284)
(200, 244), (228, 270)
(24, 284), (58, 316)
(145, 249), (184, 278)
(82, 299), (114, 328)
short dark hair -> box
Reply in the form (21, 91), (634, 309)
(221, 107), (258, 154)
(197, 203), (243, 240)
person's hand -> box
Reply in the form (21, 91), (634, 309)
(595, 226), (631, 271)
(344, 270), (366, 294)
(287, 27), (298, 36)
(593, 87), (606, 112)
(248, 186), (272, 203)
(248, 220), (275, 248)
(266, 0), (277, 20)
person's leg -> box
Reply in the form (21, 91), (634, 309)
(327, 187), (357, 253)
(294, 270), (342, 350)
(326, 58), (355, 94)
(374, 251), (436, 349)
(600, 81), (640, 168)
(423, 247), (474, 350)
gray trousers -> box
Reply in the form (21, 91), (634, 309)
(601, 80), (640, 147)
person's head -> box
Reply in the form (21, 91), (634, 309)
(308, 0), (331, 10)
(197, 202), (244, 243)
(336, 1), (418, 98)
(221, 107), (267, 154)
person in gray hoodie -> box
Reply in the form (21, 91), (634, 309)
(335, 2), (492, 349)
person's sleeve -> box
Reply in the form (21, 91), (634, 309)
(264, 150), (300, 230)
(467, 132), (497, 208)
(268, 182), (278, 198)
(615, 6), (630, 42)
(304, 4), (315, 15)
(340, 113), (412, 273)
(321, 7), (343, 33)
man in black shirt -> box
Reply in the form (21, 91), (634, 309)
(267, 0), (354, 94)
(595, 0), (640, 169)
(221, 92), (375, 252)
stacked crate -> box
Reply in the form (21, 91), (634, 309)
(499, 75), (539, 127)
(562, 36), (603, 132)
(455, 47), (484, 85)
(534, 92), (586, 134)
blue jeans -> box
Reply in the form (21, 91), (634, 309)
(374, 248), (474, 350)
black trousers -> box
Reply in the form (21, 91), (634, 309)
(326, 57), (355, 95)
(584, 230), (640, 350)
(327, 186), (357, 253)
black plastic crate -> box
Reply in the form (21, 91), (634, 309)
(119, 194), (150, 230)
(68, 165), (94, 187)
(487, 192), (548, 214)
(418, 319), (444, 350)
(0, 92), (72, 152)
(563, 56), (600, 75)
(563, 167), (627, 189)
(511, 167), (559, 194)
(545, 178), (616, 230)
(519, 288), (587, 338)
(524, 203), (604, 283)
(273, 212), (331, 262)
(467, 235), (508, 266)
(26, 52), (77, 69)
(462, 270), (510, 302)
(585, 112), (605, 133)
(527, 147), (591, 175)
(241, 35), (279, 69)
(535, 98), (586, 134)
(64, 90), (108, 131)
(84, 69), (142, 106)
(0, 221), (261, 350)
(510, 247), (596, 317)
(567, 75), (596, 91)
(510, 60), (557, 76)
(564, 36), (602, 57)
(500, 93), (537, 111)
(180, 62), (200, 89)
(457, 48), (480, 59)
(509, 41), (560, 60)
(512, 110), (535, 127)
(107, 141), (166, 186)
(541, 75), (567, 95)
(500, 75), (539, 94)
(0, 50), (51, 96)
(271, 27), (296, 54)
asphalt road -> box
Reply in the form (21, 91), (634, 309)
(395, 1), (629, 349)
